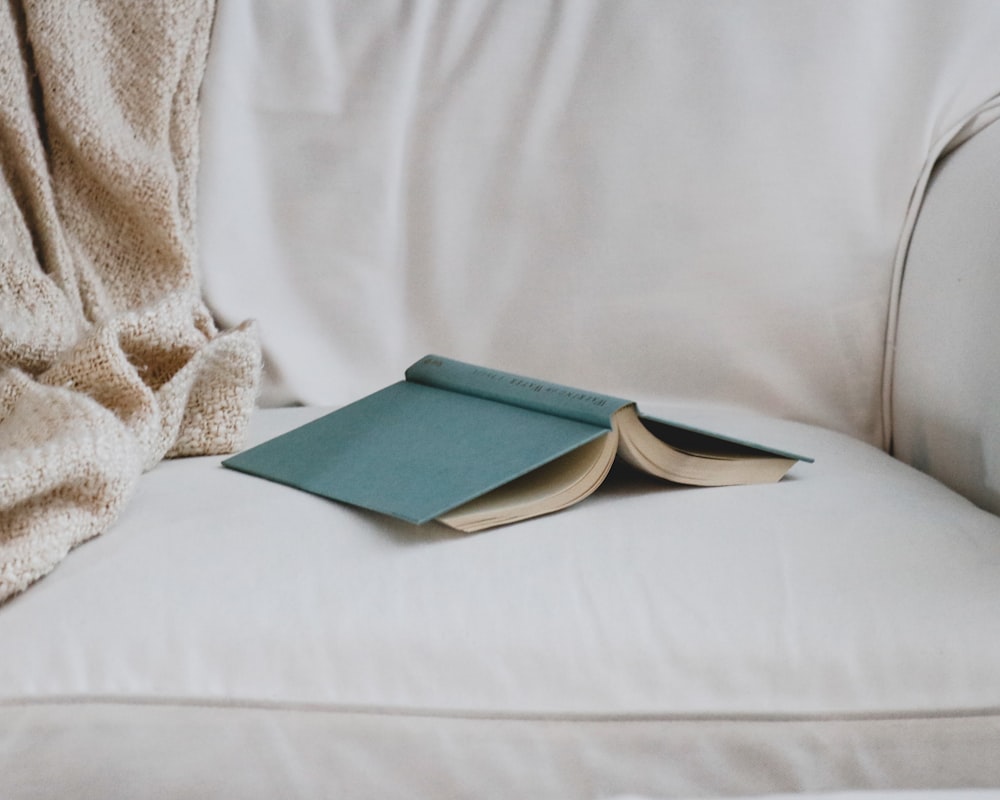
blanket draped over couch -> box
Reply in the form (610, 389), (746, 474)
(0, 0), (260, 602)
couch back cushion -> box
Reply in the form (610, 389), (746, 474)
(891, 117), (1000, 514)
(198, 0), (1000, 446)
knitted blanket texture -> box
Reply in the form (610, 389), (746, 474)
(0, 0), (260, 602)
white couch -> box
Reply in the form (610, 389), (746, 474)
(3, 1), (1000, 797)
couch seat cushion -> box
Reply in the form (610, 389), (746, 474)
(2, 406), (999, 796)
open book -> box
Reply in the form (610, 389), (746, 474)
(223, 355), (811, 532)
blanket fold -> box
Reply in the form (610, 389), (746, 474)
(0, 0), (261, 602)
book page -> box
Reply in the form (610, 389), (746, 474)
(437, 428), (619, 532)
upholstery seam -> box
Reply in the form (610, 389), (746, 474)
(3, 694), (1000, 725)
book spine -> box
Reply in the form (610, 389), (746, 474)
(405, 355), (629, 428)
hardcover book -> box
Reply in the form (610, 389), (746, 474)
(223, 355), (812, 531)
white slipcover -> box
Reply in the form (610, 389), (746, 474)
(4, 1), (1000, 796)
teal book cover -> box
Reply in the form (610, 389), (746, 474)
(223, 355), (811, 530)
(222, 378), (610, 525)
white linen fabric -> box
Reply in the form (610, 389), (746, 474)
(660, 794), (1000, 800)
(5, 1), (1000, 796)
(199, 0), (1000, 448)
(2, 407), (999, 797)
(891, 118), (1000, 515)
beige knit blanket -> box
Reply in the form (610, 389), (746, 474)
(0, 1), (260, 602)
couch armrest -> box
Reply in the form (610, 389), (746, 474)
(891, 116), (1000, 514)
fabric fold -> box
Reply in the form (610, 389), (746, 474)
(0, 0), (261, 602)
